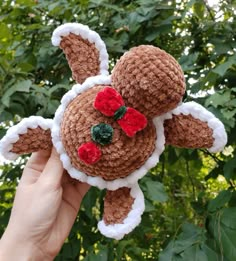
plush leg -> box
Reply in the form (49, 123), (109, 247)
(98, 183), (145, 240)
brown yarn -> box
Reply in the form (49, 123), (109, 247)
(61, 85), (157, 181)
(103, 187), (134, 225)
(60, 33), (100, 84)
(11, 127), (52, 154)
(111, 45), (185, 119)
(164, 114), (214, 148)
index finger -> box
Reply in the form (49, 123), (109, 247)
(38, 147), (64, 189)
(21, 149), (51, 185)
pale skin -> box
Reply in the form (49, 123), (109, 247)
(0, 148), (90, 261)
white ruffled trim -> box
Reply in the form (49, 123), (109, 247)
(51, 23), (109, 76)
(97, 183), (145, 240)
(52, 75), (165, 190)
(0, 116), (53, 160)
(163, 101), (227, 153)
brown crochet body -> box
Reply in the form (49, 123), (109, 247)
(164, 114), (214, 148)
(103, 187), (134, 225)
(112, 45), (185, 118)
(11, 128), (52, 154)
(61, 85), (156, 181)
(60, 33), (100, 84)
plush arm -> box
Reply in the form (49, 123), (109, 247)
(98, 184), (145, 240)
(0, 116), (53, 160)
(163, 102), (227, 153)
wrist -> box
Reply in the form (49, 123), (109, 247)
(0, 228), (52, 261)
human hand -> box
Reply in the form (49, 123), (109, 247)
(0, 148), (90, 261)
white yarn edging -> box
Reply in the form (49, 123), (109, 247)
(51, 23), (109, 76)
(52, 75), (166, 190)
(97, 183), (145, 240)
(0, 116), (53, 160)
(167, 101), (227, 153)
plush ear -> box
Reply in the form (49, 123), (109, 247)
(0, 116), (53, 160)
(98, 184), (145, 240)
(163, 102), (227, 153)
(52, 23), (109, 84)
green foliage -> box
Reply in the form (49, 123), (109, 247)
(141, 177), (168, 203)
(1, 0), (236, 260)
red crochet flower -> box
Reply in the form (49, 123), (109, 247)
(78, 142), (101, 165)
(118, 107), (147, 137)
(94, 87), (124, 116)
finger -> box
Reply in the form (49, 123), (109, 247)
(75, 181), (91, 199)
(62, 172), (90, 211)
(63, 181), (90, 211)
(61, 170), (71, 185)
(57, 181), (90, 239)
(20, 149), (51, 185)
(38, 147), (64, 189)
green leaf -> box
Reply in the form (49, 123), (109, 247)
(214, 42), (233, 55)
(159, 241), (176, 261)
(144, 199), (156, 212)
(46, 99), (60, 116)
(15, 0), (36, 6)
(127, 12), (142, 34)
(201, 244), (224, 261)
(0, 23), (11, 40)
(193, 2), (205, 19)
(221, 207), (236, 230)
(205, 90), (231, 108)
(144, 180), (168, 202)
(0, 111), (12, 121)
(84, 245), (108, 261)
(213, 54), (236, 76)
(61, 243), (73, 258)
(173, 223), (204, 253)
(179, 52), (199, 71)
(0, 127), (7, 139)
(221, 108), (236, 120)
(116, 239), (134, 260)
(2, 80), (32, 107)
(159, 223), (208, 261)
(18, 63), (35, 72)
(223, 154), (236, 180)
(208, 208), (236, 261)
(181, 244), (208, 261)
(207, 190), (232, 213)
(145, 31), (160, 42)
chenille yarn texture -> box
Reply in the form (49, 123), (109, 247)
(0, 23), (227, 240)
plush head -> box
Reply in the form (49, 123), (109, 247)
(0, 23), (227, 240)
(112, 45), (185, 118)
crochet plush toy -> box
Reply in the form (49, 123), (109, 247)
(0, 23), (227, 240)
